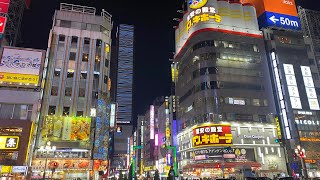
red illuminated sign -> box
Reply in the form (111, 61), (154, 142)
(0, 16), (6, 34)
(0, 2), (9, 14)
(192, 124), (233, 147)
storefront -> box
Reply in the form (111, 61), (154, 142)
(177, 122), (288, 179)
(31, 158), (92, 179)
(0, 120), (33, 179)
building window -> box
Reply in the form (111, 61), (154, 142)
(96, 39), (102, 47)
(76, 111), (83, 116)
(104, 75), (108, 84)
(79, 88), (85, 97)
(51, 86), (58, 96)
(67, 72), (74, 78)
(71, 36), (78, 44)
(48, 106), (56, 115)
(82, 53), (89, 62)
(84, 38), (90, 45)
(54, 70), (60, 77)
(60, 20), (71, 28)
(69, 52), (76, 61)
(65, 87), (72, 96)
(63, 107), (70, 115)
(59, 35), (65, 42)
(80, 73), (87, 79)
(105, 59), (109, 67)
(252, 99), (260, 106)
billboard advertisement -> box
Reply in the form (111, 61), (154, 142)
(175, 0), (261, 58)
(0, 2), (9, 14)
(41, 116), (91, 142)
(0, 47), (44, 86)
(240, 0), (300, 30)
(192, 124), (233, 147)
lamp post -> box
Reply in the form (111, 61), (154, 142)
(39, 141), (56, 180)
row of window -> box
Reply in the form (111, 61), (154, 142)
(192, 40), (260, 53)
(179, 81), (264, 103)
(181, 113), (270, 129)
(192, 67), (262, 79)
(56, 20), (109, 35)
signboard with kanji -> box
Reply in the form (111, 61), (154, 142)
(192, 124), (233, 147)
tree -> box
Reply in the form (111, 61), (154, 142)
(154, 169), (160, 180)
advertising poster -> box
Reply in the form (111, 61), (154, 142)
(41, 116), (91, 142)
(0, 47), (44, 85)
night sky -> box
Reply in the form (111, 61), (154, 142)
(20, 0), (320, 123)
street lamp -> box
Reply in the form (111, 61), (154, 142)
(39, 141), (56, 180)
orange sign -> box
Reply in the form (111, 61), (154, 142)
(240, 0), (298, 17)
(192, 124), (232, 147)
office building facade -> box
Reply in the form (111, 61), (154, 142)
(32, 3), (113, 179)
(111, 24), (135, 171)
(174, 0), (287, 178)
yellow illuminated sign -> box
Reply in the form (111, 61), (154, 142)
(1, 166), (12, 173)
(275, 116), (282, 138)
(192, 124), (232, 147)
(0, 136), (19, 150)
(0, 72), (39, 84)
(186, 6), (222, 32)
(189, 0), (208, 9)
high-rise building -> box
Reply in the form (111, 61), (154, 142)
(0, 46), (45, 179)
(174, 0), (287, 178)
(111, 24), (135, 171)
(32, 3), (113, 179)
(246, 0), (320, 178)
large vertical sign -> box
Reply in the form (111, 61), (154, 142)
(284, 64), (302, 109)
(301, 66), (320, 110)
(93, 99), (110, 160)
(271, 51), (291, 139)
(240, 0), (301, 30)
(165, 97), (171, 146)
(150, 105), (155, 140)
(110, 103), (116, 128)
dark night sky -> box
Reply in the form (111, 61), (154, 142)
(20, 0), (320, 123)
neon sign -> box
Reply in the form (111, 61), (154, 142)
(192, 124), (232, 147)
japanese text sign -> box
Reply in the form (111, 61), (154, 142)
(192, 124), (232, 147)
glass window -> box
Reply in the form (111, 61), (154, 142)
(84, 38), (90, 45)
(67, 72), (74, 78)
(252, 99), (260, 106)
(69, 52), (76, 61)
(63, 107), (70, 115)
(79, 88), (85, 97)
(60, 20), (71, 28)
(48, 106), (56, 115)
(82, 53), (89, 62)
(65, 87), (72, 96)
(71, 22), (82, 29)
(51, 86), (58, 96)
(105, 59), (109, 67)
(59, 35), (65, 42)
(76, 111), (83, 116)
(54, 70), (60, 77)
(104, 75), (108, 84)
(71, 36), (78, 44)
(80, 73), (87, 79)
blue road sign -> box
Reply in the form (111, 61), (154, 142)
(258, 11), (301, 31)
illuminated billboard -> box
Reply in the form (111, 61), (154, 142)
(0, 136), (19, 150)
(0, 16), (6, 34)
(150, 105), (155, 139)
(0, 47), (44, 86)
(192, 124), (232, 147)
(175, 0), (261, 58)
(301, 66), (320, 110)
(0, 0), (10, 14)
(41, 116), (91, 142)
(240, 0), (300, 30)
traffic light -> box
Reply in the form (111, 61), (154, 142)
(275, 139), (282, 144)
